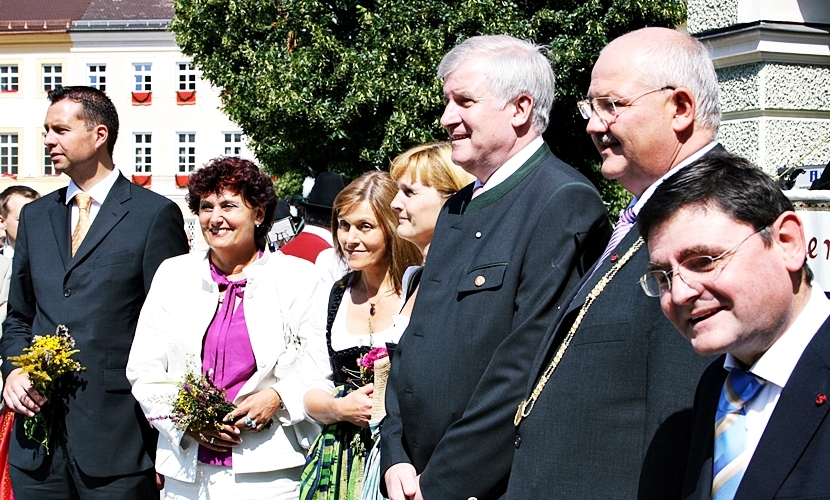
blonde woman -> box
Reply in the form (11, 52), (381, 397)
(360, 143), (473, 499)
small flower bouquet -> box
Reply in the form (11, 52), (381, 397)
(358, 347), (389, 385)
(7, 325), (85, 452)
(155, 368), (236, 433)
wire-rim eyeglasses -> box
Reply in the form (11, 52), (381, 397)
(577, 86), (675, 121)
(639, 226), (768, 298)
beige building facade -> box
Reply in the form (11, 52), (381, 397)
(0, 0), (256, 250)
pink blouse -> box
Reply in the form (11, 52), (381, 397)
(198, 258), (257, 466)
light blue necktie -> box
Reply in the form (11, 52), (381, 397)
(712, 368), (766, 499)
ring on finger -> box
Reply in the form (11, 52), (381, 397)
(198, 432), (207, 442)
(245, 417), (256, 428)
(210, 437), (215, 444)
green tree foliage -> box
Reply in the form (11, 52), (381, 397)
(172, 0), (685, 215)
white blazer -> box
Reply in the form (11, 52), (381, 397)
(127, 249), (323, 483)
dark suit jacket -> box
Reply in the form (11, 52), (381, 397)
(0, 174), (188, 477)
(683, 316), (830, 500)
(506, 224), (714, 499)
(380, 143), (612, 499)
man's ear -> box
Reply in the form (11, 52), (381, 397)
(670, 87), (695, 135)
(772, 211), (807, 274)
(510, 94), (534, 129)
(94, 125), (109, 152)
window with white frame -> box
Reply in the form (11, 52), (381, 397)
(134, 133), (152, 173)
(42, 65), (63, 92)
(223, 132), (243, 156)
(133, 63), (152, 92)
(177, 133), (196, 173)
(177, 63), (197, 91)
(0, 134), (19, 175)
(43, 144), (54, 175)
(0, 65), (19, 92)
(87, 64), (106, 92)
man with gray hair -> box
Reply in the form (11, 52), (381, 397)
(507, 27), (721, 498)
(381, 34), (611, 499)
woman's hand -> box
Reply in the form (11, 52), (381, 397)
(226, 388), (283, 432)
(336, 383), (374, 428)
(186, 423), (242, 452)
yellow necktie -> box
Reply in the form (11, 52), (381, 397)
(71, 193), (92, 256)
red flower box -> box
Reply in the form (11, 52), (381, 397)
(131, 174), (152, 187)
(131, 91), (152, 105)
(175, 174), (190, 188)
(176, 90), (196, 105)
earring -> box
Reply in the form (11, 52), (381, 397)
(255, 221), (261, 228)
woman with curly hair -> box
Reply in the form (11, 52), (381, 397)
(127, 156), (322, 499)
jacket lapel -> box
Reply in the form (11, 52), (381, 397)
(68, 174), (130, 271)
(48, 188), (71, 272)
(736, 319), (830, 499)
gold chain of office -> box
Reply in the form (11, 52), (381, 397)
(514, 237), (645, 426)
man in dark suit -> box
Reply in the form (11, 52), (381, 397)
(507, 27), (722, 499)
(381, 35), (611, 500)
(638, 151), (830, 499)
(0, 86), (189, 498)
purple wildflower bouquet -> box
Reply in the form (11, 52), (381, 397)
(156, 368), (236, 433)
(358, 347), (389, 385)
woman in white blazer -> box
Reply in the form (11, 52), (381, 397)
(127, 157), (321, 499)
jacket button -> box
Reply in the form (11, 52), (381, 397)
(514, 433), (522, 449)
(63, 289), (71, 297)
(475, 232), (482, 238)
(474, 276), (485, 287)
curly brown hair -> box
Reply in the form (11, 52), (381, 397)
(186, 157), (276, 241)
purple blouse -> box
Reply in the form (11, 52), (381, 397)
(198, 258), (258, 466)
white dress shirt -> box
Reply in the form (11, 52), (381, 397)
(65, 168), (120, 232)
(723, 282), (830, 462)
(471, 136), (544, 194)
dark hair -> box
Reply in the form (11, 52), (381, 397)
(186, 157), (277, 241)
(331, 171), (422, 294)
(303, 206), (331, 228)
(48, 86), (119, 156)
(0, 185), (40, 218)
(639, 150), (812, 281)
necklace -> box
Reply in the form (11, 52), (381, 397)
(360, 280), (389, 337)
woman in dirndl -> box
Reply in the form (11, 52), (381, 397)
(300, 171), (421, 499)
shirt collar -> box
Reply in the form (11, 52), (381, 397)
(303, 224), (334, 245)
(65, 168), (120, 206)
(630, 141), (719, 215)
(472, 136), (544, 194)
(724, 282), (830, 388)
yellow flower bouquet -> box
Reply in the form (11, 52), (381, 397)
(7, 325), (85, 451)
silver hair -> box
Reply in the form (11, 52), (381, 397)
(608, 31), (721, 133)
(437, 35), (556, 134)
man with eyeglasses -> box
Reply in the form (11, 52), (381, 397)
(507, 27), (721, 498)
(637, 151), (830, 499)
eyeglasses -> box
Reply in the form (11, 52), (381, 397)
(577, 86), (675, 121)
(640, 226), (768, 297)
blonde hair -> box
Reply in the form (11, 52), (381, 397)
(389, 142), (474, 196)
(331, 171), (422, 294)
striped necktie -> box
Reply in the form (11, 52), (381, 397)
(598, 206), (636, 265)
(712, 368), (766, 499)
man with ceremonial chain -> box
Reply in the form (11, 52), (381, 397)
(507, 27), (721, 499)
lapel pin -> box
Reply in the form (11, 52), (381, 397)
(816, 393), (827, 406)
(610, 254), (619, 262)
